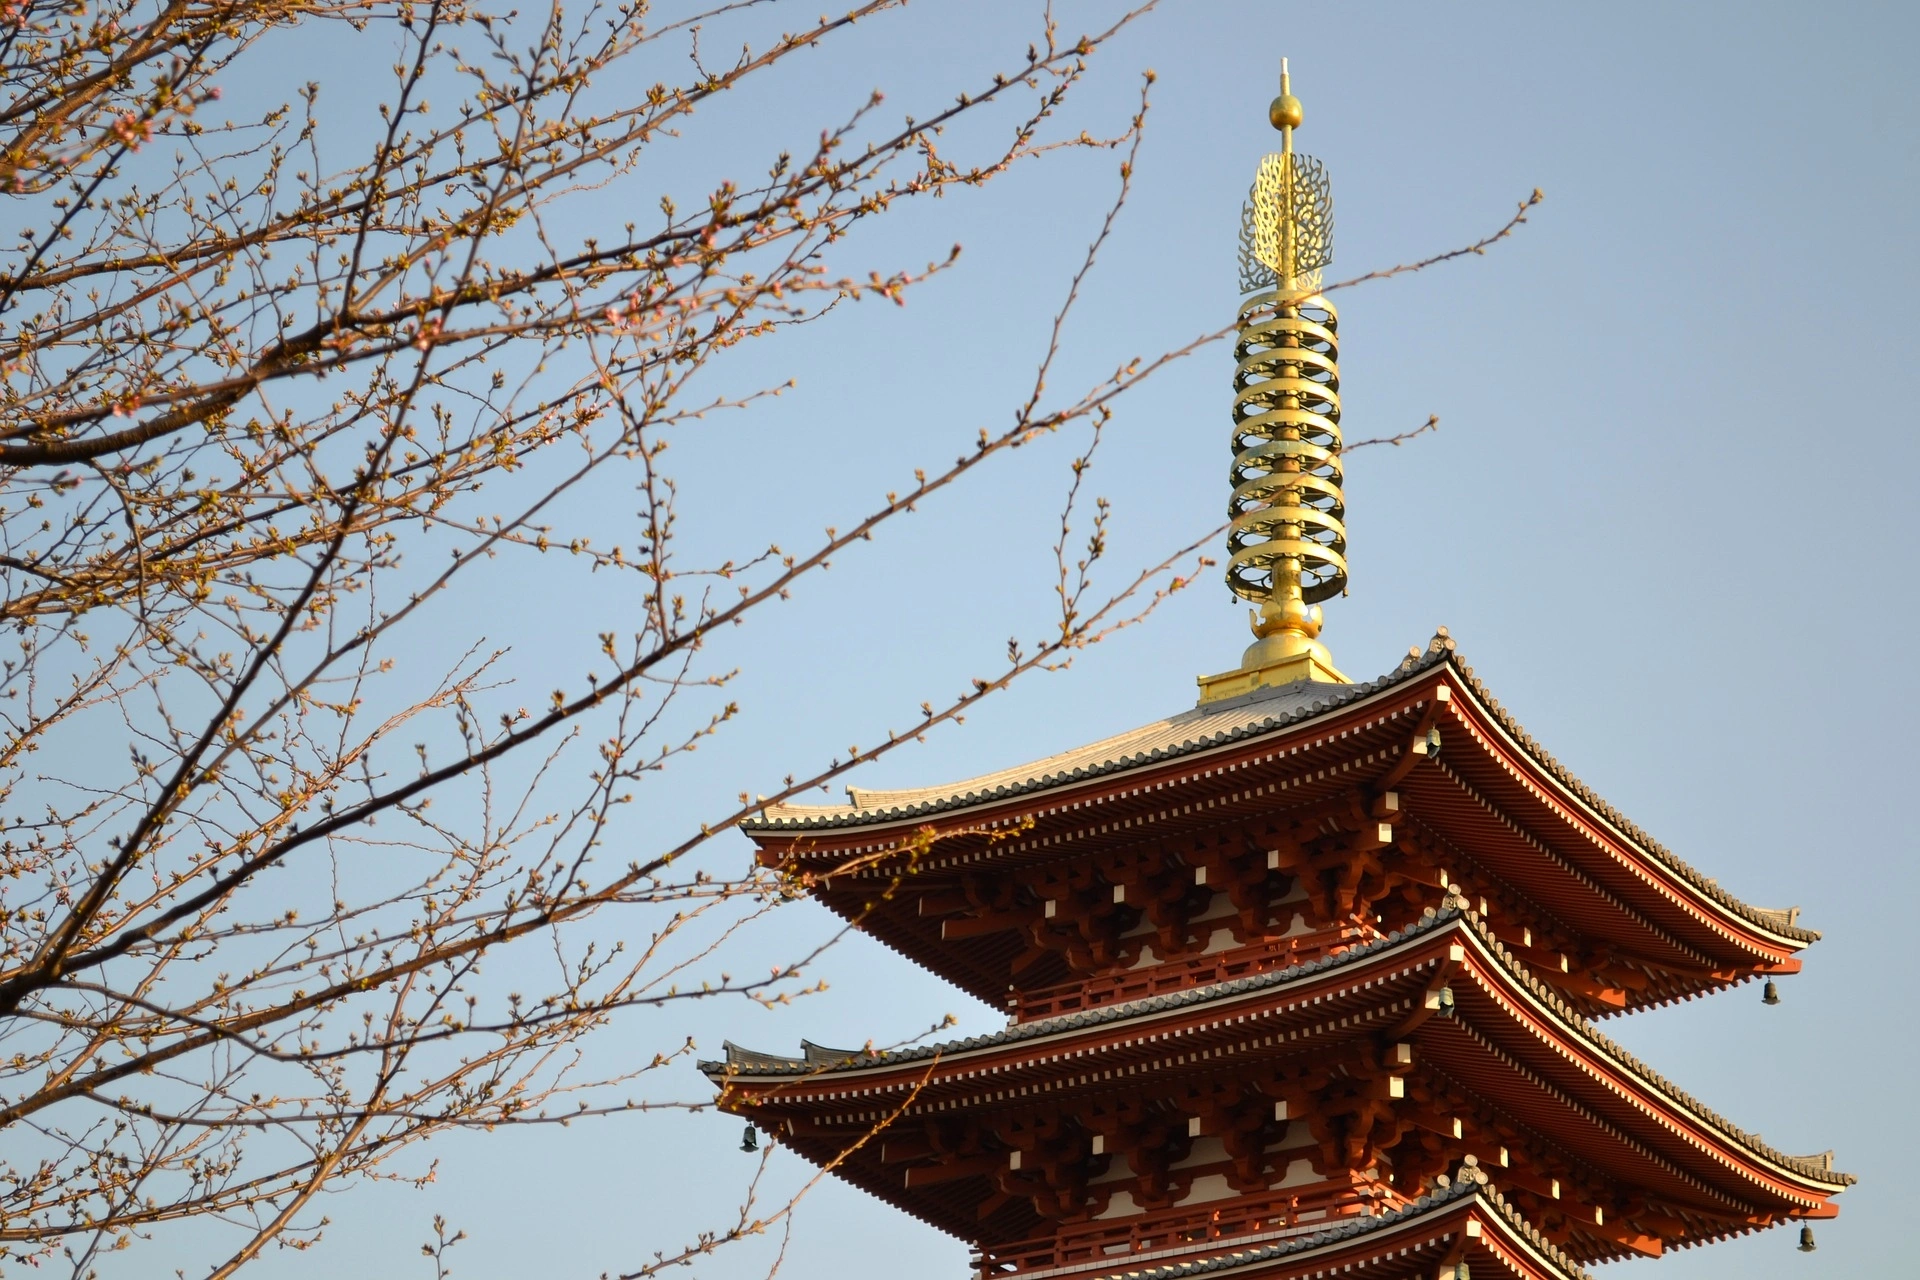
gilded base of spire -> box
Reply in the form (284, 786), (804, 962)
(1195, 643), (1349, 704)
(1196, 598), (1349, 703)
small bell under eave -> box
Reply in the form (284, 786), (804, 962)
(1798, 1225), (1816, 1252)
(1763, 980), (1781, 1006)
(740, 1123), (759, 1153)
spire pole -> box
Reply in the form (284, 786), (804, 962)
(1198, 61), (1349, 703)
(1280, 57), (1293, 155)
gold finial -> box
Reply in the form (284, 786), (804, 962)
(1199, 60), (1348, 703)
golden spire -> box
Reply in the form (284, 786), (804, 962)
(1199, 60), (1350, 703)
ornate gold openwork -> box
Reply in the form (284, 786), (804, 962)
(1236, 153), (1333, 294)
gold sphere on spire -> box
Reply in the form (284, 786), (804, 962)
(1269, 94), (1303, 131)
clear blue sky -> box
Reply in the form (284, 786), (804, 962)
(199, 3), (1917, 1277)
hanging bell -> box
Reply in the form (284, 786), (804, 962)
(1763, 980), (1780, 1006)
(1798, 1225), (1816, 1253)
(1436, 985), (1457, 1017)
(1452, 1263), (1471, 1280)
(740, 1123), (759, 1153)
(1425, 727), (1443, 759)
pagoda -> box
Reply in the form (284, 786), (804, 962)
(704, 63), (1850, 1280)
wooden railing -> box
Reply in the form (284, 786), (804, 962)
(1012, 927), (1369, 1022)
(971, 1178), (1391, 1274)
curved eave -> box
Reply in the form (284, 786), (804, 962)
(1442, 917), (1849, 1203)
(1435, 668), (1815, 960)
(703, 911), (1850, 1217)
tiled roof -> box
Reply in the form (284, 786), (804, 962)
(1073, 1177), (1589, 1280)
(701, 908), (1458, 1077)
(745, 644), (1449, 830)
(744, 631), (1815, 947)
(702, 904), (1854, 1190)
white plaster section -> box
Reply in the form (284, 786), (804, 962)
(1121, 883), (1314, 967)
(1191, 892), (1239, 924)
(1273, 1120), (1312, 1150)
(1170, 1136), (1226, 1171)
(1271, 881), (1310, 908)
(1270, 1156), (1319, 1188)
(1278, 911), (1317, 938)
(1086, 1124), (1319, 1214)
(1178, 1173), (1235, 1206)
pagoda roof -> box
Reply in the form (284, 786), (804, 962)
(746, 634), (1814, 970)
(1070, 1178), (1589, 1280)
(704, 906), (1852, 1212)
(752, 645), (1432, 832)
